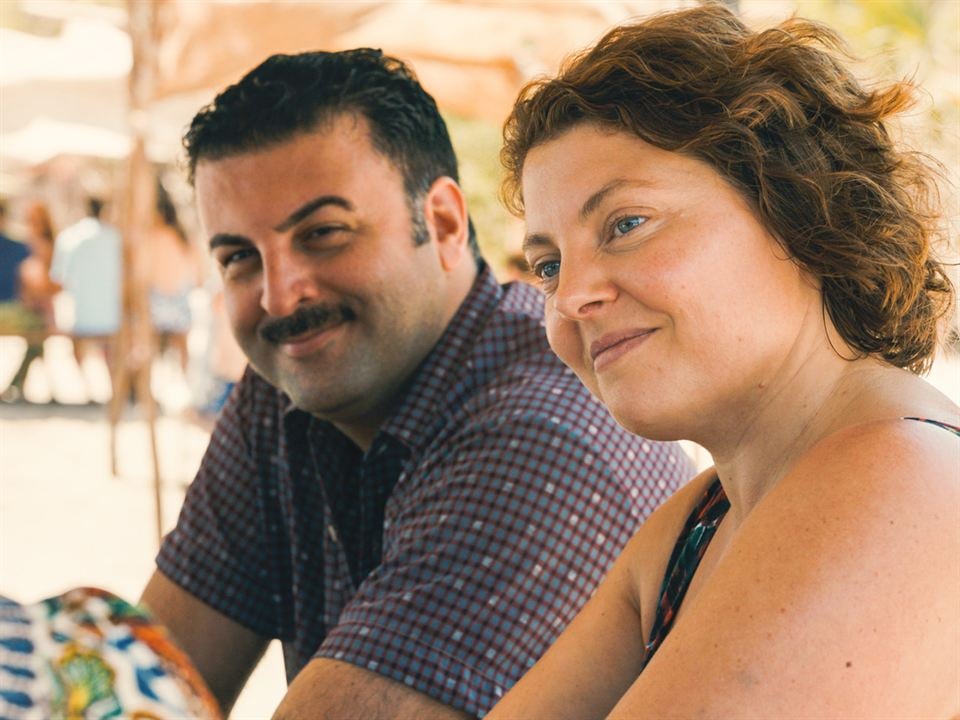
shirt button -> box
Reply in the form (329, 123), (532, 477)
(327, 525), (339, 544)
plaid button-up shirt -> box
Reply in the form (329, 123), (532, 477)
(156, 264), (693, 716)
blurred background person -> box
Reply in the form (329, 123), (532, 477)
(1, 201), (60, 403)
(147, 182), (203, 382)
(0, 200), (29, 304)
(50, 197), (122, 402)
(188, 271), (246, 428)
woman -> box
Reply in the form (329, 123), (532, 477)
(490, 5), (958, 718)
(147, 182), (203, 377)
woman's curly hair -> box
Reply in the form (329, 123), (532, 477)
(501, 3), (954, 373)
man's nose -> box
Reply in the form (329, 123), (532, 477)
(260, 251), (319, 318)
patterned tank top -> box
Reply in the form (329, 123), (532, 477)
(639, 416), (960, 670)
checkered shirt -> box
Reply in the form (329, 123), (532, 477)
(156, 263), (693, 716)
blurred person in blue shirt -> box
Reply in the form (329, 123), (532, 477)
(0, 200), (29, 302)
(1, 201), (59, 404)
(50, 197), (122, 398)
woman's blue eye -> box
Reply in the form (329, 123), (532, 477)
(614, 216), (645, 236)
(538, 260), (560, 279)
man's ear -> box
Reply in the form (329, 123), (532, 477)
(423, 176), (469, 271)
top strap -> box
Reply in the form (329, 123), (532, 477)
(902, 417), (960, 437)
(640, 476), (729, 671)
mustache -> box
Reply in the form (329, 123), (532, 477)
(259, 303), (356, 344)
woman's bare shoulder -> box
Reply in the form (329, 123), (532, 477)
(766, 401), (959, 559)
(797, 412), (958, 491)
(791, 367), (958, 491)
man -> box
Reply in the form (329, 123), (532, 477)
(142, 49), (693, 719)
(49, 197), (122, 391)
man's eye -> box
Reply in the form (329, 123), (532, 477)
(304, 226), (334, 240)
(303, 225), (347, 243)
(613, 216), (646, 237)
(219, 248), (256, 267)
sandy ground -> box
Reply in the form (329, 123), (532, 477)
(1, 335), (957, 718)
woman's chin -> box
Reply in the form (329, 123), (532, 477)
(609, 406), (686, 443)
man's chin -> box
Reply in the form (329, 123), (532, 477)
(257, 363), (387, 433)
(283, 388), (340, 415)
(249, 362), (343, 411)
(282, 385), (361, 422)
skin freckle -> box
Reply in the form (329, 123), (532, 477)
(735, 669), (759, 688)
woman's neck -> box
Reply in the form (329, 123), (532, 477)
(698, 320), (892, 522)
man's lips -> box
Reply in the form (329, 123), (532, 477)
(589, 329), (656, 370)
(278, 321), (347, 359)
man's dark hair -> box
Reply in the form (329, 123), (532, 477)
(184, 48), (479, 258)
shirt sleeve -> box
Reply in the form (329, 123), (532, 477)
(48, 236), (67, 285)
(155, 369), (287, 638)
(314, 408), (663, 717)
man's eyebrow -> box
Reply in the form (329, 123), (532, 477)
(209, 233), (249, 251)
(274, 195), (353, 233)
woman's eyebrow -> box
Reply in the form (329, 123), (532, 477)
(521, 232), (554, 255)
(579, 178), (655, 222)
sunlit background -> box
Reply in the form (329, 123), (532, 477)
(1, 1), (957, 717)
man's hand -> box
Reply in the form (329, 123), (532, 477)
(140, 571), (270, 715)
(273, 658), (473, 720)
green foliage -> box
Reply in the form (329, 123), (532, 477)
(793, 0), (958, 195)
(444, 113), (520, 273)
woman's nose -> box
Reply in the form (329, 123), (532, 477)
(552, 258), (617, 321)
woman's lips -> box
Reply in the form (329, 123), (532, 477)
(589, 329), (656, 371)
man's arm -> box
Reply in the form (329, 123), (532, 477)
(274, 659), (471, 720)
(141, 570), (270, 716)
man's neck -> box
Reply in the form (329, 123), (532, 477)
(331, 261), (480, 453)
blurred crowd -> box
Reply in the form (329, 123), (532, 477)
(0, 179), (246, 421)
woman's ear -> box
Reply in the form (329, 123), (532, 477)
(423, 176), (469, 271)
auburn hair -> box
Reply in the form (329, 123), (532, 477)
(501, 3), (954, 373)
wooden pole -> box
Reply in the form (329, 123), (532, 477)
(115, 0), (164, 546)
